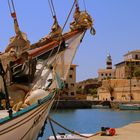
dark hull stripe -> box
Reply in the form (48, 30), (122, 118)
(0, 97), (54, 135)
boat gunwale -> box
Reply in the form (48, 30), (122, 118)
(0, 91), (55, 125)
(27, 30), (84, 58)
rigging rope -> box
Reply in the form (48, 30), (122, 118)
(49, 0), (77, 67)
(8, 0), (21, 35)
(83, 0), (87, 11)
(50, 0), (56, 16)
(49, 119), (58, 140)
(75, 0), (79, 8)
(48, 0), (56, 17)
(46, 0), (79, 69)
(48, 0), (54, 17)
(62, 0), (77, 32)
(27, 0), (83, 93)
(8, 0), (16, 14)
(28, 47), (55, 92)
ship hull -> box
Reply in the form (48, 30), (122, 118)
(119, 104), (140, 110)
(0, 93), (55, 140)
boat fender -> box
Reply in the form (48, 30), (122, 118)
(101, 127), (116, 136)
(24, 89), (49, 105)
(108, 128), (116, 136)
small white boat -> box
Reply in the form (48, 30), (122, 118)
(91, 105), (109, 109)
(48, 133), (93, 140)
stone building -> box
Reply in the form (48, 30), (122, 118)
(115, 50), (140, 79)
(98, 79), (140, 101)
(98, 54), (115, 81)
(98, 50), (140, 101)
(60, 64), (77, 100)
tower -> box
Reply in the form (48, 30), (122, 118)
(106, 54), (112, 69)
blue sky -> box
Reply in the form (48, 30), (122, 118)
(0, 0), (140, 82)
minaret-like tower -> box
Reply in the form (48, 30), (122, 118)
(106, 54), (112, 69)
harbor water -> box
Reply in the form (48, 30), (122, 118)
(38, 109), (140, 140)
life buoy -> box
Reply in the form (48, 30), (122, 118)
(108, 128), (116, 136)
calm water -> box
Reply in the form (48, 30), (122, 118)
(38, 109), (140, 140)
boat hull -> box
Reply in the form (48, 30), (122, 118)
(91, 105), (109, 109)
(0, 94), (54, 140)
(119, 104), (140, 110)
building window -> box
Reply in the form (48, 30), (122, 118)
(71, 92), (75, 96)
(135, 54), (138, 59)
(65, 83), (68, 88)
(106, 73), (108, 76)
(126, 62), (129, 65)
(64, 92), (69, 96)
(109, 73), (112, 76)
(71, 83), (74, 87)
(70, 67), (74, 71)
(101, 73), (104, 76)
(69, 75), (72, 78)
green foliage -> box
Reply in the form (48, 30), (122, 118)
(89, 88), (97, 95)
(76, 88), (84, 94)
(134, 67), (140, 79)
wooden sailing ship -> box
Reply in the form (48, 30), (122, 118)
(0, 0), (95, 139)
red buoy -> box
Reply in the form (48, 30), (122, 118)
(108, 128), (116, 136)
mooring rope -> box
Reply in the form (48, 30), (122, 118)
(47, 116), (102, 138)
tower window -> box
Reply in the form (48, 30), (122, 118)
(135, 54), (138, 59)
(70, 67), (74, 70)
(107, 62), (112, 65)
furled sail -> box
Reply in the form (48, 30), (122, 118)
(53, 32), (84, 80)
(30, 31), (84, 93)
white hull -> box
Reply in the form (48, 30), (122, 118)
(0, 96), (54, 140)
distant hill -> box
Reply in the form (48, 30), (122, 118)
(77, 78), (98, 85)
(76, 78), (101, 94)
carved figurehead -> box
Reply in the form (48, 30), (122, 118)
(5, 12), (30, 59)
(70, 3), (95, 34)
(48, 15), (62, 39)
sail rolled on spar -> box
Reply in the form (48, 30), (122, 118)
(53, 32), (85, 80)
